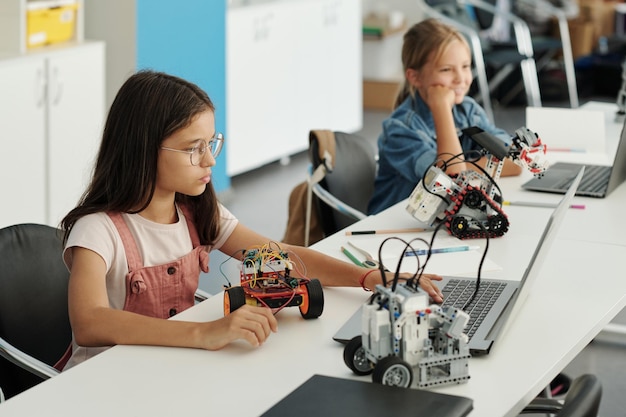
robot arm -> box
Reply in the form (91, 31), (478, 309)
(462, 126), (549, 179)
(509, 127), (549, 176)
(406, 126), (549, 238)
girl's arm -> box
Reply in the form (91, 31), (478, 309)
(499, 158), (523, 176)
(426, 86), (469, 175)
(67, 246), (277, 350)
(475, 156), (523, 177)
(220, 223), (444, 302)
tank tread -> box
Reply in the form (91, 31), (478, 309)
(444, 185), (509, 239)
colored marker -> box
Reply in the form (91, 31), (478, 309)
(405, 245), (478, 257)
(341, 246), (365, 267)
(549, 147), (586, 153)
(503, 201), (585, 209)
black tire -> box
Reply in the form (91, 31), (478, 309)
(487, 214), (508, 235)
(372, 356), (413, 388)
(299, 278), (324, 319)
(224, 286), (246, 315)
(343, 336), (373, 376)
(449, 216), (468, 238)
(464, 189), (483, 209)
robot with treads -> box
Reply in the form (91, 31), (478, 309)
(406, 127), (549, 239)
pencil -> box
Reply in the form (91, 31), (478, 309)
(502, 201), (585, 209)
(345, 227), (426, 236)
(405, 245), (478, 257)
(340, 246), (364, 267)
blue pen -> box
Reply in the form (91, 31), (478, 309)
(405, 245), (478, 257)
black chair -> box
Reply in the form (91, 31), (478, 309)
(417, 0), (543, 121)
(0, 223), (71, 400)
(282, 130), (377, 246)
(308, 130), (377, 240)
(520, 374), (602, 416)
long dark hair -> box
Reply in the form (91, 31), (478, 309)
(62, 70), (220, 245)
(394, 18), (470, 109)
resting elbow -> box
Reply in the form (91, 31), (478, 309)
(71, 321), (102, 347)
(69, 308), (115, 347)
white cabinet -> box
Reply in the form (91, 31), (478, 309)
(0, 54), (47, 226)
(226, 0), (362, 176)
(0, 41), (105, 229)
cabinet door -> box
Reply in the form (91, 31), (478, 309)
(0, 56), (47, 228)
(303, 0), (362, 131)
(291, 0), (331, 134)
(47, 42), (105, 226)
(226, 0), (363, 176)
(226, 4), (299, 176)
(323, 0), (362, 131)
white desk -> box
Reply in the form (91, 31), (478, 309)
(1, 185), (625, 417)
(503, 101), (626, 247)
(1, 102), (625, 416)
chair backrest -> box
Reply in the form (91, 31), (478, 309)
(559, 374), (602, 417)
(521, 373), (602, 417)
(0, 223), (71, 399)
(310, 131), (377, 235)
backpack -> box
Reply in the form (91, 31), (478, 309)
(282, 130), (336, 246)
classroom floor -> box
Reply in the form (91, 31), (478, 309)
(215, 99), (626, 416)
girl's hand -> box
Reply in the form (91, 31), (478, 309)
(416, 273), (444, 303)
(424, 85), (456, 110)
(374, 271), (444, 303)
(203, 305), (278, 350)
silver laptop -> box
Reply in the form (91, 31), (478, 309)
(333, 167), (584, 355)
(522, 119), (626, 198)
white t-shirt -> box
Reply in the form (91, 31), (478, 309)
(62, 203), (238, 368)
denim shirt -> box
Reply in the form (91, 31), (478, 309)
(367, 93), (512, 215)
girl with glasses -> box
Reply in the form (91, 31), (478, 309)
(60, 70), (443, 369)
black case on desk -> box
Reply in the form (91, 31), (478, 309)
(260, 374), (473, 417)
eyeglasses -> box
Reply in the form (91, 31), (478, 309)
(161, 133), (224, 166)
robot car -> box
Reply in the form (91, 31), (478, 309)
(406, 126), (549, 239)
(343, 281), (471, 388)
(223, 244), (324, 319)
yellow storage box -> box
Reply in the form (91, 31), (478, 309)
(27, 0), (79, 49)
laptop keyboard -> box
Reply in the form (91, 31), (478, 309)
(555, 165), (610, 193)
(441, 279), (507, 339)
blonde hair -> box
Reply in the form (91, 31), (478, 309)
(394, 18), (470, 109)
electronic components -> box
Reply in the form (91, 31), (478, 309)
(224, 244), (324, 319)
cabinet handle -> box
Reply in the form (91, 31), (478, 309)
(323, 2), (339, 27)
(35, 67), (46, 108)
(50, 66), (64, 106)
(253, 13), (273, 41)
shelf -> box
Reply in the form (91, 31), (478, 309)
(0, 0), (84, 55)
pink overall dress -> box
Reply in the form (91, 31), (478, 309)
(108, 208), (209, 319)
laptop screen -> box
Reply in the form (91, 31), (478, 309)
(494, 166), (585, 339)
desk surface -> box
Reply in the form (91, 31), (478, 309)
(1, 103), (625, 417)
